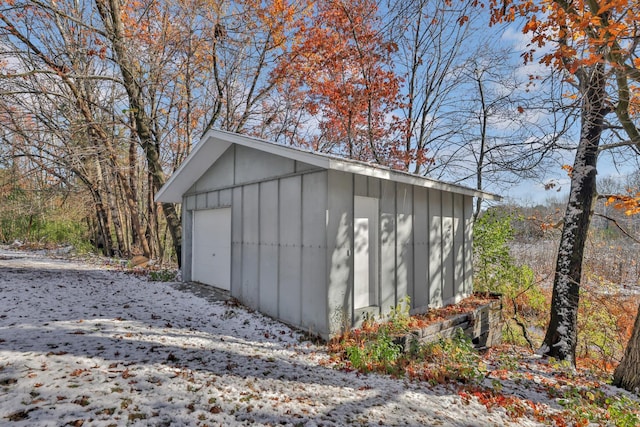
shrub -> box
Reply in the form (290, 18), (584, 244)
(413, 328), (486, 385)
(339, 298), (410, 375)
(474, 210), (546, 347)
(344, 329), (402, 375)
(331, 297), (489, 385)
(386, 295), (412, 333)
(148, 269), (178, 282)
(555, 385), (640, 427)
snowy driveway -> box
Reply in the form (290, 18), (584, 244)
(0, 248), (538, 426)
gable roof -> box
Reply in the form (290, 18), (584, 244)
(155, 129), (502, 203)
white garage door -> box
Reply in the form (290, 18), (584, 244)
(192, 208), (231, 290)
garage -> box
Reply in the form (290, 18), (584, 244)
(155, 129), (500, 338)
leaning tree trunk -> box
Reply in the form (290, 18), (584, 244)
(613, 304), (640, 393)
(540, 64), (607, 365)
(96, 0), (182, 266)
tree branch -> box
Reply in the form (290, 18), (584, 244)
(599, 140), (640, 152)
(26, 0), (108, 38)
(593, 212), (640, 244)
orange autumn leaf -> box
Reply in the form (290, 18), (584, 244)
(605, 192), (640, 216)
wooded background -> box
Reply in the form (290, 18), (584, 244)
(0, 0), (574, 262)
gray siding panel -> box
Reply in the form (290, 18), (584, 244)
(396, 183), (413, 305)
(182, 208), (193, 282)
(235, 145), (296, 184)
(194, 146), (235, 192)
(302, 172), (328, 335)
(326, 171), (353, 336)
(380, 180), (396, 313)
(442, 192), (454, 303)
(464, 196), (474, 295)
(354, 175), (368, 197)
(413, 187), (429, 309)
(185, 195), (196, 211)
(278, 176), (302, 326)
(453, 193), (465, 299)
(429, 190), (443, 306)
(219, 189), (232, 206)
(206, 191), (219, 209)
(196, 193), (207, 210)
(368, 177), (381, 198)
(242, 184), (260, 308)
(259, 181), (279, 318)
(231, 187), (243, 299)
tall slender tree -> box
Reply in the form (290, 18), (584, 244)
(489, 0), (640, 364)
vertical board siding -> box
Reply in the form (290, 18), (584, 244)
(258, 180), (279, 318)
(219, 189), (232, 206)
(464, 196), (474, 295)
(429, 190), (443, 307)
(354, 174), (368, 197)
(412, 187), (429, 309)
(380, 180), (396, 313)
(182, 208), (193, 282)
(453, 193), (465, 299)
(187, 143), (481, 339)
(396, 183), (413, 305)
(206, 191), (219, 209)
(326, 171), (353, 335)
(196, 193), (207, 210)
(278, 176), (302, 326)
(368, 177), (381, 198)
(442, 192), (454, 303)
(231, 187), (243, 299)
(185, 195), (196, 211)
(242, 184), (260, 308)
(302, 172), (329, 335)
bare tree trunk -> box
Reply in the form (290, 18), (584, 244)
(540, 64), (608, 364)
(96, 0), (182, 265)
(474, 69), (488, 222)
(102, 166), (125, 257)
(91, 189), (114, 257)
(148, 173), (160, 259)
(114, 176), (131, 257)
(613, 304), (640, 393)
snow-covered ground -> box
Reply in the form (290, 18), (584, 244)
(0, 247), (594, 426)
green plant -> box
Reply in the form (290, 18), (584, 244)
(148, 269), (177, 282)
(417, 328), (486, 385)
(495, 352), (519, 372)
(474, 210), (546, 348)
(606, 395), (640, 427)
(386, 296), (411, 333)
(555, 385), (640, 427)
(344, 328), (402, 374)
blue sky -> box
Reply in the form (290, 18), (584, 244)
(476, 23), (640, 206)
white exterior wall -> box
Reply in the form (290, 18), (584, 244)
(183, 145), (476, 339)
(326, 171), (353, 336)
(183, 145), (330, 336)
(344, 173), (475, 329)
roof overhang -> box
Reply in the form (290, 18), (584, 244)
(155, 129), (502, 203)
